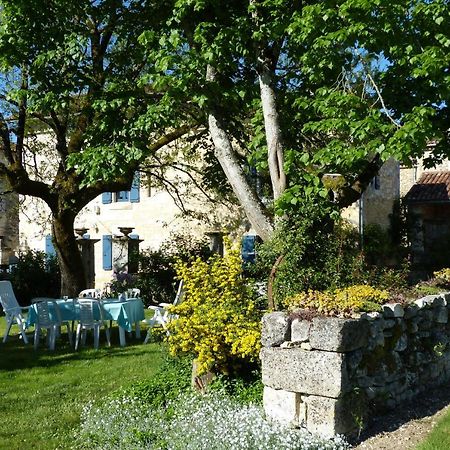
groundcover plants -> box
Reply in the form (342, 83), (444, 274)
(77, 391), (349, 450)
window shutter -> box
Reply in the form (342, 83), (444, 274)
(102, 192), (112, 204)
(102, 235), (112, 270)
(45, 235), (56, 258)
(241, 235), (256, 263)
(130, 172), (140, 203)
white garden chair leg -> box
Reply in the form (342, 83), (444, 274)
(93, 325), (99, 349)
(105, 326), (111, 347)
(34, 327), (40, 350)
(81, 329), (87, 346)
(3, 317), (13, 343)
(16, 316), (29, 344)
(75, 324), (82, 350)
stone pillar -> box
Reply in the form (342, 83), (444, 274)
(76, 235), (100, 289)
(112, 228), (143, 273)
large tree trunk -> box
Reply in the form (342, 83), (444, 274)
(206, 66), (274, 241)
(258, 66), (287, 200)
(52, 213), (86, 297)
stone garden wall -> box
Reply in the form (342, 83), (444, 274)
(260, 293), (450, 438)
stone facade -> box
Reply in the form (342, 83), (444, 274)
(261, 293), (450, 437)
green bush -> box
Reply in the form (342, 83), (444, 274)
(8, 250), (60, 306)
(122, 354), (192, 410)
(130, 232), (211, 306)
(245, 203), (410, 309)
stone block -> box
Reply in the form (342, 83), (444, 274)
(383, 319), (396, 329)
(404, 304), (419, 319)
(303, 395), (360, 438)
(260, 347), (350, 398)
(434, 307), (448, 324)
(261, 312), (290, 347)
(394, 334), (408, 352)
(291, 318), (311, 343)
(383, 303), (405, 318)
(416, 295), (446, 308)
(263, 386), (302, 426)
(309, 317), (369, 352)
(361, 311), (382, 321)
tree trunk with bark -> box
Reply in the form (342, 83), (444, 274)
(258, 66), (287, 200)
(206, 65), (274, 241)
(52, 212), (86, 297)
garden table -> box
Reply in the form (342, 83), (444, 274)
(26, 298), (145, 347)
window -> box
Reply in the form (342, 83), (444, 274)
(115, 191), (129, 202)
(102, 172), (140, 204)
(45, 235), (56, 258)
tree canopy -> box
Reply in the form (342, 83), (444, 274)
(0, 0), (448, 292)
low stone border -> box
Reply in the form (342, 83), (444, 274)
(260, 293), (450, 437)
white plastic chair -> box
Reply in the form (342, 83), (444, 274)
(0, 280), (30, 344)
(126, 288), (140, 299)
(78, 289), (102, 299)
(75, 299), (111, 350)
(32, 297), (73, 348)
(143, 281), (184, 344)
(33, 299), (59, 350)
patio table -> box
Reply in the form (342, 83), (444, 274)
(26, 298), (145, 347)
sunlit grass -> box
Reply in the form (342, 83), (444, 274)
(416, 408), (450, 450)
(0, 314), (163, 450)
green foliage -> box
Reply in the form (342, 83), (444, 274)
(167, 247), (262, 375)
(210, 370), (263, 405)
(8, 250), (60, 306)
(123, 354), (193, 411)
(259, 204), (364, 305)
(131, 232), (211, 306)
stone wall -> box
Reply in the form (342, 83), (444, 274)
(261, 293), (450, 437)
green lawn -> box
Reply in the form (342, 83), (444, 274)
(0, 315), (163, 450)
(417, 409), (450, 450)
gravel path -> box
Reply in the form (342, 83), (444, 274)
(351, 385), (450, 450)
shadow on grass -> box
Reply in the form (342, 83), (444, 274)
(0, 326), (162, 372)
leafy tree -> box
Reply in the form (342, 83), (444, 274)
(139, 0), (449, 238)
(0, 0), (195, 295)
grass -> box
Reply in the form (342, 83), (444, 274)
(0, 315), (164, 450)
(417, 408), (450, 450)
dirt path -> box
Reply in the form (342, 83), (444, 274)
(351, 385), (450, 450)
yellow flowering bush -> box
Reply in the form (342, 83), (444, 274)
(433, 268), (450, 283)
(166, 247), (262, 375)
(284, 285), (390, 315)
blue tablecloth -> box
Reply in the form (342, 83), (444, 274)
(27, 298), (145, 332)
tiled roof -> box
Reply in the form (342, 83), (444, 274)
(405, 171), (450, 203)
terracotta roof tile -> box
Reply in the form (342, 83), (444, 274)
(405, 171), (450, 203)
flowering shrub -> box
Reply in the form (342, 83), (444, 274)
(77, 391), (349, 450)
(433, 268), (450, 284)
(285, 285), (390, 315)
(166, 247), (262, 375)
(104, 271), (138, 297)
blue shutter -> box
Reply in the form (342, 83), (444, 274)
(102, 192), (112, 204)
(130, 172), (140, 203)
(45, 235), (56, 258)
(241, 235), (256, 263)
(102, 235), (112, 270)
